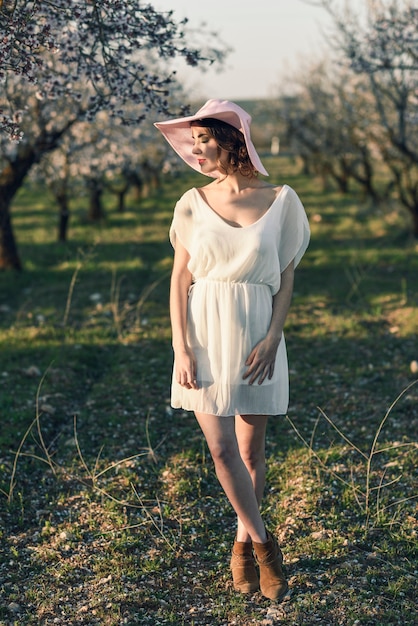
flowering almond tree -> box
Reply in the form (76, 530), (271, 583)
(34, 112), (171, 240)
(0, 0), (226, 269)
(281, 62), (383, 199)
(319, 0), (418, 235)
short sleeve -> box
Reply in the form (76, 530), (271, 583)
(277, 186), (310, 270)
(169, 190), (195, 253)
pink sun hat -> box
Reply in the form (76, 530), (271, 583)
(154, 99), (269, 177)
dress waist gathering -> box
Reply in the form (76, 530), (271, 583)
(193, 277), (271, 288)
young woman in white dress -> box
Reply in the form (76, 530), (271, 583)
(155, 100), (310, 601)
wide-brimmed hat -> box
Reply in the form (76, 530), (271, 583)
(154, 99), (269, 177)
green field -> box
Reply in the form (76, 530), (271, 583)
(0, 157), (417, 625)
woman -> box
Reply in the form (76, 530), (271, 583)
(155, 99), (310, 601)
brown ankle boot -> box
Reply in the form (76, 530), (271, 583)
(230, 539), (259, 594)
(252, 531), (288, 602)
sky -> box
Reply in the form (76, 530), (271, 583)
(152, 0), (354, 101)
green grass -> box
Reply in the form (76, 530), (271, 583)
(0, 156), (417, 625)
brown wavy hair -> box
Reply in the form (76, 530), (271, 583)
(191, 118), (257, 178)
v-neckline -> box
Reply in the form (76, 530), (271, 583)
(193, 185), (287, 229)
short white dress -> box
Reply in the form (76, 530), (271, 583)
(169, 184), (310, 417)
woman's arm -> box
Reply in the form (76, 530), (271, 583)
(170, 240), (198, 389)
(243, 261), (295, 385)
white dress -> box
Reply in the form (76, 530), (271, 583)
(169, 184), (310, 417)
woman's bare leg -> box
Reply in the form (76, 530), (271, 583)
(235, 414), (268, 543)
(194, 412), (267, 544)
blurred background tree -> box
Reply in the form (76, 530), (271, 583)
(277, 0), (418, 235)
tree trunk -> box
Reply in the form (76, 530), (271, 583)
(334, 159), (350, 194)
(353, 147), (381, 204)
(128, 172), (143, 200)
(0, 198), (22, 270)
(117, 190), (125, 212)
(357, 173), (380, 203)
(411, 206), (418, 239)
(87, 179), (104, 221)
(142, 160), (160, 192)
(388, 161), (418, 238)
(0, 151), (38, 270)
(300, 156), (312, 176)
(56, 192), (70, 242)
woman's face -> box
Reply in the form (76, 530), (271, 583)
(191, 125), (227, 174)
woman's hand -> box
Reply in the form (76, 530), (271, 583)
(242, 336), (281, 385)
(243, 262), (294, 386)
(174, 346), (199, 389)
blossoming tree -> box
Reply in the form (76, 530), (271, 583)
(0, 0), (226, 268)
(34, 112), (172, 241)
(320, 0), (418, 235)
